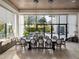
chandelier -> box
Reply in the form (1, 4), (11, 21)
(48, 0), (53, 3)
(33, 0), (39, 3)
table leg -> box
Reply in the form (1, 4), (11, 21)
(52, 42), (55, 50)
(28, 42), (31, 50)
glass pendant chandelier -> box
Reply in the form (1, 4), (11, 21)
(33, 0), (39, 3)
(48, 0), (53, 3)
(33, 0), (39, 31)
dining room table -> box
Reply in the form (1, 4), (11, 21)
(24, 37), (56, 50)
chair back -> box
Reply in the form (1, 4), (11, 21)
(53, 36), (57, 40)
(30, 39), (36, 44)
(56, 39), (62, 45)
(38, 39), (44, 44)
(61, 38), (64, 41)
(46, 39), (52, 45)
(45, 36), (49, 39)
(20, 39), (26, 45)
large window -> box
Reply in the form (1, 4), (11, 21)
(0, 6), (14, 39)
(68, 15), (77, 37)
(0, 20), (5, 39)
(23, 15), (77, 39)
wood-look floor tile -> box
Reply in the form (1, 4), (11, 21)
(0, 42), (79, 59)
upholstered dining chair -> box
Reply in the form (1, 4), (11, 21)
(45, 36), (49, 40)
(45, 38), (52, 48)
(56, 39), (62, 49)
(20, 38), (27, 48)
(15, 37), (21, 46)
(38, 39), (44, 48)
(30, 39), (37, 48)
(61, 38), (66, 48)
(52, 36), (57, 40)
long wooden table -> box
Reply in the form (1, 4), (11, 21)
(25, 39), (56, 50)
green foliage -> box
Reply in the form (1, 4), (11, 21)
(0, 23), (4, 32)
(23, 31), (29, 37)
(24, 25), (51, 32)
(27, 27), (36, 32)
(45, 26), (51, 32)
(24, 16), (54, 33)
